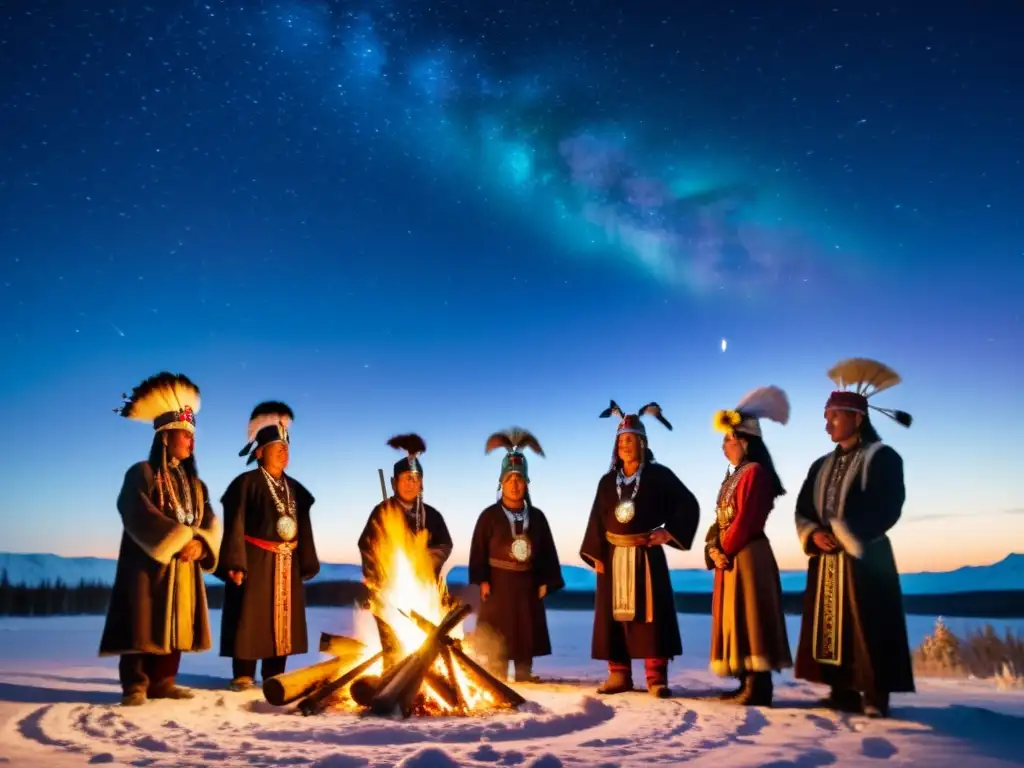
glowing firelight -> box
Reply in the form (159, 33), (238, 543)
(342, 503), (499, 714)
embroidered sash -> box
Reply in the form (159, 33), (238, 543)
(812, 551), (845, 665)
(245, 535), (298, 657)
(605, 531), (655, 623)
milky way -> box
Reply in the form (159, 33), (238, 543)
(261, 0), (822, 294)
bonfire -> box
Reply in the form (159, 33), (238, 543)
(262, 503), (526, 717)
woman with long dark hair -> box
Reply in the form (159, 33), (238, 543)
(705, 386), (793, 706)
(468, 429), (564, 682)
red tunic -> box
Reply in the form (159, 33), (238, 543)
(719, 463), (774, 557)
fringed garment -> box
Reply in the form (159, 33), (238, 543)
(793, 442), (915, 695)
(579, 463), (700, 661)
(704, 462), (791, 677)
(217, 470), (320, 661)
(99, 462), (222, 656)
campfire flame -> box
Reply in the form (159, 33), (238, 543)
(342, 503), (501, 715)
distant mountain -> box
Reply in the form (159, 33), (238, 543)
(3, 552), (1023, 594)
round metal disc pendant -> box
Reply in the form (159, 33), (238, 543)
(615, 501), (636, 524)
(510, 536), (532, 563)
(276, 515), (298, 542)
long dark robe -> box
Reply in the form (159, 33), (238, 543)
(99, 462), (222, 656)
(216, 470), (320, 660)
(468, 503), (565, 662)
(357, 498), (453, 583)
(704, 462), (791, 677)
(579, 462), (700, 661)
(793, 442), (915, 695)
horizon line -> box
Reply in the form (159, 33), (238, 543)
(1, 549), (1020, 576)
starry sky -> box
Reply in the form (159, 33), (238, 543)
(2, 1), (1022, 575)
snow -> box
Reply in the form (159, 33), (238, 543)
(1, 610), (1023, 767)
(4, 552), (1024, 593)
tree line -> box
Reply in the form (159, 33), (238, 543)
(3, 569), (1023, 618)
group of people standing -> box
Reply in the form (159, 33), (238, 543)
(99, 357), (915, 721)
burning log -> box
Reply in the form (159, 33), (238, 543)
(297, 651), (384, 716)
(369, 603), (472, 716)
(408, 609), (526, 708)
(262, 634), (367, 707)
(319, 632), (367, 658)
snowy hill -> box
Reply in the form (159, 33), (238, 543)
(3, 551), (1023, 593)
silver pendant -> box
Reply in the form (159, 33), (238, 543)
(614, 500), (636, 524)
(276, 515), (298, 542)
(174, 505), (186, 524)
(185, 512), (195, 526)
(510, 535), (532, 563)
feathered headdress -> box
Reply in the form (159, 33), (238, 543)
(115, 372), (201, 433)
(714, 385), (790, 438)
(388, 433), (426, 477)
(238, 401), (294, 465)
(599, 400), (673, 436)
(826, 358), (913, 427)
(485, 428), (544, 482)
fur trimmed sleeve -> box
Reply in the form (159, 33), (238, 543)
(192, 480), (223, 574)
(116, 462), (193, 565)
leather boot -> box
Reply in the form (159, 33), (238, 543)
(733, 672), (772, 706)
(717, 672), (747, 699)
(229, 676), (256, 692)
(820, 687), (863, 713)
(121, 692), (146, 707)
(863, 691), (890, 718)
(597, 669), (633, 695)
(514, 660), (539, 683)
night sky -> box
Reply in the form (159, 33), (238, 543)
(2, 1), (1022, 573)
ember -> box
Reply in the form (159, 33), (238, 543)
(263, 503), (526, 717)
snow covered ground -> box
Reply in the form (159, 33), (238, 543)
(1, 609), (1022, 767)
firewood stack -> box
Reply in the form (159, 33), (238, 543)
(262, 601), (527, 718)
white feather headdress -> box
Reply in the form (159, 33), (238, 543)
(117, 372), (201, 433)
(713, 385), (789, 438)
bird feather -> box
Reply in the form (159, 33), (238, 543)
(828, 358), (902, 397)
(387, 433), (427, 456)
(735, 385), (790, 426)
(484, 427), (545, 457)
(246, 401), (294, 442)
(599, 400), (625, 420)
(118, 372), (200, 423)
(639, 402), (673, 430)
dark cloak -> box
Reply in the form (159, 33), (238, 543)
(793, 443), (915, 695)
(579, 462), (700, 661)
(99, 462), (222, 656)
(357, 499), (453, 583)
(216, 470), (320, 660)
(468, 503), (565, 662)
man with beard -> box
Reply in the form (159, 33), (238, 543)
(218, 402), (320, 691)
(100, 372), (222, 706)
(793, 358), (915, 718)
(580, 401), (701, 698)
(469, 428), (565, 682)
(357, 434), (453, 667)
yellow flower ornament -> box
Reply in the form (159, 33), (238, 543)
(713, 409), (742, 434)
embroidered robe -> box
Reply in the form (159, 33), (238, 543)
(793, 442), (915, 694)
(217, 470), (320, 661)
(704, 462), (791, 677)
(579, 463), (700, 661)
